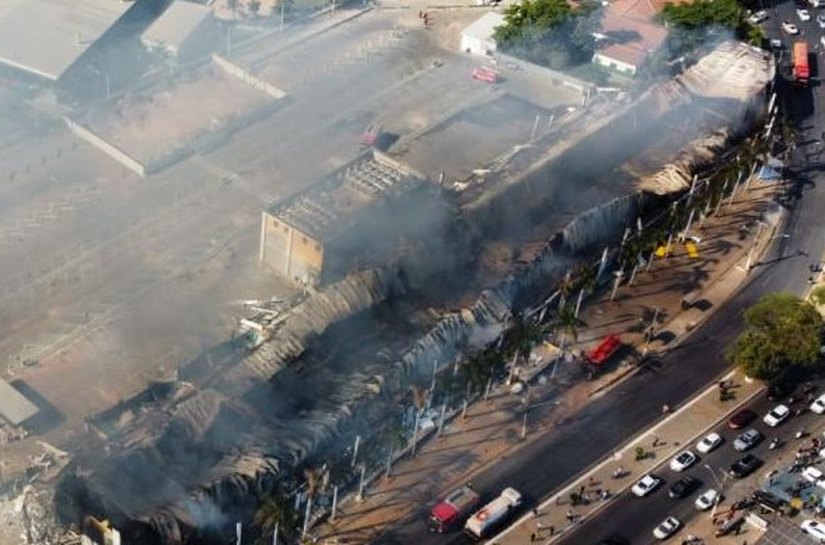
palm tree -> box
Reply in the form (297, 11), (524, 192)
(254, 488), (299, 545)
(554, 303), (586, 344)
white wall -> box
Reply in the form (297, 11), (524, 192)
(593, 53), (638, 76)
(460, 34), (495, 56)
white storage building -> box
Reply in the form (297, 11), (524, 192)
(460, 12), (505, 56)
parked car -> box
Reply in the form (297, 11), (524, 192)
(782, 21), (800, 34)
(696, 432), (723, 454)
(695, 489), (720, 511)
(764, 404), (791, 427)
(669, 476), (701, 499)
(728, 408), (756, 429)
(803, 466), (823, 484)
(817, 12), (825, 29)
(729, 454), (762, 478)
(748, 9), (768, 23)
(733, 428), (763, 451)
(797, 8), (811, 21)
(632, 474), (663, 497)
(811, 393), (825, 414)
(801, 519), (825, 542)
(653, 516), (681, 540)
(669, 451), (698, 472)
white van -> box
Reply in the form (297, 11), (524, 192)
(811, 0), (823, 8)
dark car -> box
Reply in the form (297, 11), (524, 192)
(728, 408), (757, 429)
(729, 454), (763, 478)
(668, 476), (701, 499)
(596, 537), (630, 545)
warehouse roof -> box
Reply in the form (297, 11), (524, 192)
(0, 0), (132, 81)
(678, 41), (775, 101)
(142, 0), (212, 50)
(461, 12), (505, 42)
(0, 379), (38, 425)
(269, 151), (425, 242)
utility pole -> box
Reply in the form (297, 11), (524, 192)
(280, 1), (285, 30)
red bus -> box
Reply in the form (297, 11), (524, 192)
(793, 41), (809, 84)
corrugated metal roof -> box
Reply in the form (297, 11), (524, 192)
(0, 0), (132, 81)
(142, 0), (212, 50)
(0, 379), (38, 425)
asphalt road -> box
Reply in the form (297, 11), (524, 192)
(558, 386), (825, 545)
(374, 25), (825, 545)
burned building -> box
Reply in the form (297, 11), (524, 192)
(258, 150), (434, 287)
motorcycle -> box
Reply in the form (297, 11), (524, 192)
(769, 438), (782, 450)
(796, 429), (808, 439)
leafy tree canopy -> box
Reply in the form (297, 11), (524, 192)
(494, 0), (603, 69)
(657, 0), (760, 60)
(726, 293), (823, 380)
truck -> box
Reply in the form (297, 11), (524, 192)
(429, 485), (481, 533)
(793, 41), (810, 85)
(464, 487), (522, 540)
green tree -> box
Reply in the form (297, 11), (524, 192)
(494, 0), (602, 69)
(725, 293), (823, 380)
(658, 0), (756, 59)
(554, 303), (586, 343)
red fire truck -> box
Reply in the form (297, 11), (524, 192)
(793, 41), (810, 85)
(471, 66), (498, 84)
(429, 485), (481, 533)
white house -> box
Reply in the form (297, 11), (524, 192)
(460, 12), (505, 56)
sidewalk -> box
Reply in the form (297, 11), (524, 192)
(314, 179), (784, 544)
(491, 368), (763, 545)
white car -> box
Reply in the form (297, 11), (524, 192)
(817, 13), (825, 29)
(653, 516), (681, 540)
(764, 404), (791, 427)
(803, 466), (824, 484)
(801, 519), (825, 542)
(821, 35), (825, 49)
(696, 432), (722, 454)
(783, 21), (800, 34)
(694, 488), (720, 510)
(748, 10), (768, 24)
(669, 450), (697, 472)
(811, 393), (825, 414)
(632, 474), (663, 497)
(798, 8), (811, 21)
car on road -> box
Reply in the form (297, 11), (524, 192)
(782, 21), (800, 34)
(821, 35), (825, 49)
(817, 12), (825, 29)
(748, 10), (768, 24)
(695, 489), (720, 511)
(696, 432), (723, 454)
(733, 428), (763, 451)
(728, 408), (756, 429)
(769, 38), (784, 51)
(653, 516), (681, 540)
(748, 9), (768, 24)
(631, 474), (663, 497)
(798, 8), (811, 21)
(803, 466), (823, 484)
(669, 450), (698, 472)
(764, 404), (791, 427)
(669, 476), (701, 499)
(812, 393), (825, 414)
(729, 454), (762, 478)
(801, 519), (825, 542)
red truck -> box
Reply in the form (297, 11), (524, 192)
(587, 334), (622, 367)
(429, 485), (481, 533)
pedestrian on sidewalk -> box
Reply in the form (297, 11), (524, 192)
(532, 508), (539, 517)
(549, 525), (555, 536)
(566, 510), (574, 522)
(530, 531), (537, 542)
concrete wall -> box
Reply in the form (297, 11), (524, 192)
(63, 117), (147, 177)
(260, 211), (324, 286)
(211, 53), (286, 99)
(593, 52), (637, 76)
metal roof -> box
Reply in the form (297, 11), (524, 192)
(0, 379), (38, 425)
(0, 0), (132, 81)
(142, 0), (212, 50)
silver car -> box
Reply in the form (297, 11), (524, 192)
(733, 428), (763, 451)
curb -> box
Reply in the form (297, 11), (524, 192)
(586, 192), (784, 400)
(490, 370), (766, 545)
